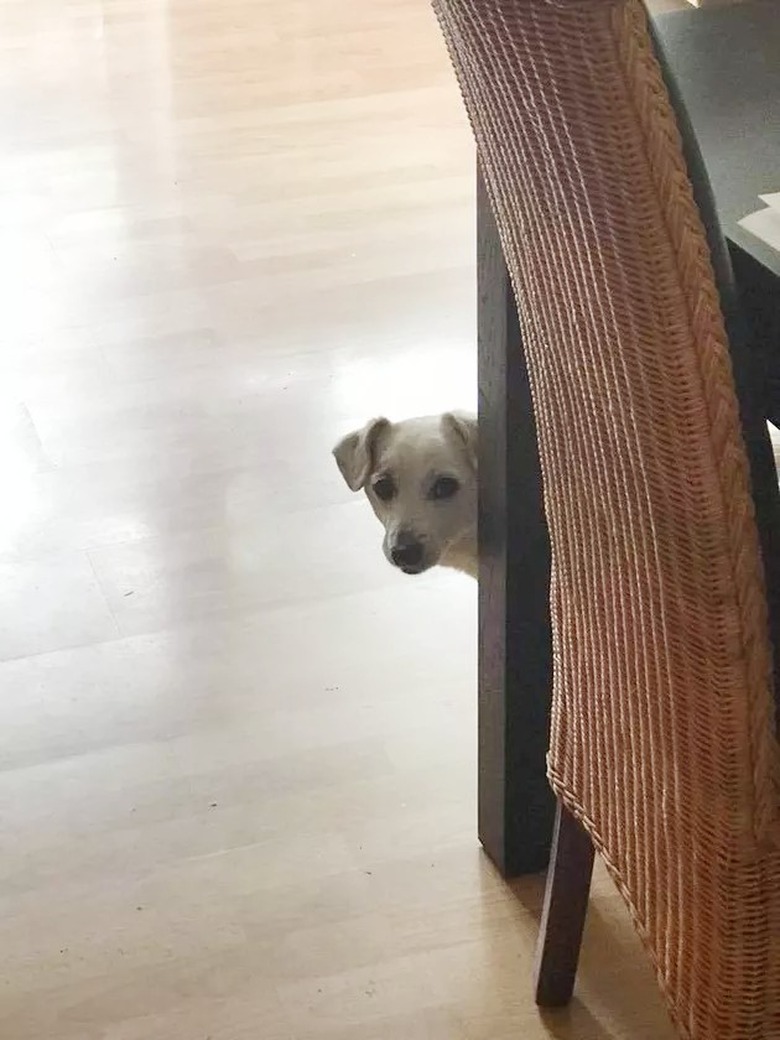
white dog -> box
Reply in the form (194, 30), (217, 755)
(333, 412), (478, 578)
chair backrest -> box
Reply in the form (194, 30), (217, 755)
(434, 0), (780, 1033)
(434, 0), (778, 837)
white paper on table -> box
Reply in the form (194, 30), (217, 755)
(738, 205), (780, 253)
(758, 191), (780, 213)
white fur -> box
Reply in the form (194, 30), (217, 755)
(333, 412), (477, 578)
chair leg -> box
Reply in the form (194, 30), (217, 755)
(534, 800), (595, 1008)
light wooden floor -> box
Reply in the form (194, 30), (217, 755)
(0, 0), (692, 1037)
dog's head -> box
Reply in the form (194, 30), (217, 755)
(333, 412), (477, 575)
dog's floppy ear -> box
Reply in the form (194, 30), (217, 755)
(442, 411), (477, 469)
(332, 417), (390, 491)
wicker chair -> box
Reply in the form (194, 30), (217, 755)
(431, 1), (780, 1037)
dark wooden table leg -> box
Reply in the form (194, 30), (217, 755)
(476, 164), (556, 877)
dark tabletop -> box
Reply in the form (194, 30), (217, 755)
(654, 0), (780, 281)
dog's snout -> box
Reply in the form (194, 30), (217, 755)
(390, 532), (424, 571)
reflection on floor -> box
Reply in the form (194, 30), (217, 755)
(0, 0), (700, 1037)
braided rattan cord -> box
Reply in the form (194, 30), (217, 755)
(432, 0), (780, 1036)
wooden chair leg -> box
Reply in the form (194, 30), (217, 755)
(534, 800), (595, 1008)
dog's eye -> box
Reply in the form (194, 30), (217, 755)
(372, 476), (396, 502)
(430, 476), (460, 500)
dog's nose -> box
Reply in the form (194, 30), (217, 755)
(391, 540), (424, 569)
